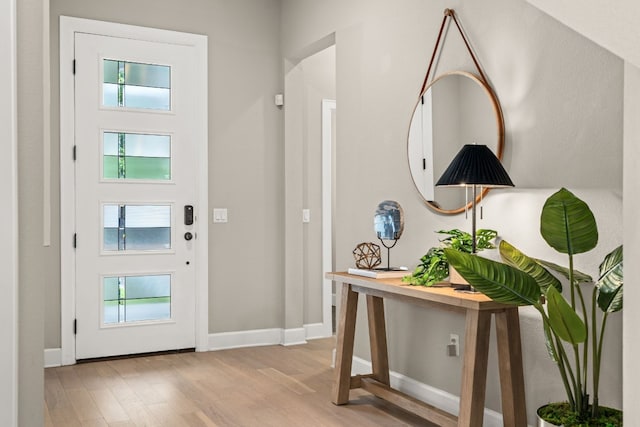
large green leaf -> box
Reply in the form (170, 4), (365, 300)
(499, 240), (562, 293)
(546, 286), (586, 344)
(596, 245), (623, 313)
(444, 249), (540, 306)
(540, 188), (598, 256)
(536, 259), (593, 285)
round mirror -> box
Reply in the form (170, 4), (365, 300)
(407, 71), (504, 214)
(374, 200), (404, 240)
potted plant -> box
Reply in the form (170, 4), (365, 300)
(403, 228), (497, 286)
(444, 188), (623, 426)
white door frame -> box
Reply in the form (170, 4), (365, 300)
(321, 99), (335, 336)
(0, 0), (18, 423)
(60, 16), (208, 364)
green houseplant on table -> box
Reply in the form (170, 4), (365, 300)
(445, 188), (623, 426)
(402, 228), (498, 286)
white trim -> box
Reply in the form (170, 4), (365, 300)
(303, 322), (327, 340)
(0, 0), (18, 423)
(209, 329), (284, 351)
(351, 356), (508, 427)
(60, 16), (208, 364)
(207, 326), (329, 351)
(50, 326), (323, 359)
(50, 325), (324, 362)
(321, 99), (336, 339)
(44, 349), (62, 368)
(59, 16), (76, 366)
(282, 327), (307, 346)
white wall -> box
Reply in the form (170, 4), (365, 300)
(282, 0), (623, 424)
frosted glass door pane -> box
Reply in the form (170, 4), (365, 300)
(103, 204), (171, 251)
(103, 205), (120, 251)
(102, 59), (171, 111)
(103, 275), (171, 324)
(103, 132), (171, 180)
(124, 62), (170, 88)
(124, 86), (170, 110)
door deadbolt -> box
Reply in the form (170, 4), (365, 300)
(184, 205), (194, 225)
(184, 232), (193, 241)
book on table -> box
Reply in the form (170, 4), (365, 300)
(347, 267), (410, 279)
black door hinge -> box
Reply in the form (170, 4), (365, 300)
(73, 233), (77, 248)
(73, 319), (77, 335)
(73, 59), (76, 75)
(423, 158), (426, 170)
(73, 145), (76, 161)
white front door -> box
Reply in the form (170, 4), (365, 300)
(73, 32), (200, 359)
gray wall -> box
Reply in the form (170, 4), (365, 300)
(18, 0), (46, 425)
(520, 0), (640, 419)
(48, 0), (284, 347)
(15, 0), (623, 424)
(622, 61), (640, 425)
(281, 0), (623, 424)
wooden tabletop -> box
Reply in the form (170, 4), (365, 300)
(326, 272), (510, 311)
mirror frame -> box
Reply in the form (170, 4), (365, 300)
(407, 70), (505, 215)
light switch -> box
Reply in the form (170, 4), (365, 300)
(213, 208), (228, 223)
(302, 209), (310, 223)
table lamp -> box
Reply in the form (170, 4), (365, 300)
(436, 144), (514, 255)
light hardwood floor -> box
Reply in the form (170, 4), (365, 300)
(45, 338), (435, 426)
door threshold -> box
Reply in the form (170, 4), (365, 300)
(76, 347), (196, 364)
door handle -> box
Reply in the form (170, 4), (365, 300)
(184, 205), (194, 225)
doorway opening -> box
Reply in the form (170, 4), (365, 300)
(283, 37), (336, 342)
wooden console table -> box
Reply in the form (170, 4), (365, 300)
(327, 272), (527, 427)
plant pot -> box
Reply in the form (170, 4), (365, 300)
(536, 403), (623, 426)
(448, 266), (469, 285)
(537, 405), (562, 426)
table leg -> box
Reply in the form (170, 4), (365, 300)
(332, 283), (359, 405)
(459, 309), (491, 427)
(366, 295), (390, 385)
(495, 308), (527, 426)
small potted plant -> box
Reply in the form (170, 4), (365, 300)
(403, 228), (497, 286)
(445, 188), (623, 426)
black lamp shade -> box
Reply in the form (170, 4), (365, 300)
(436, 144), (514, 188)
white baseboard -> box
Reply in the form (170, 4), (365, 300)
(45, 323), (333, 366)
(304, 322), (332, 340)
(281, 327), (307, 346)
(208, 323), (331, 351)
(351, 356), (505, 427)
(208, 328), (283, 350)
(44, 348), (62, 368)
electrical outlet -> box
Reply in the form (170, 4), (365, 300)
(448, 333), (459, 357)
